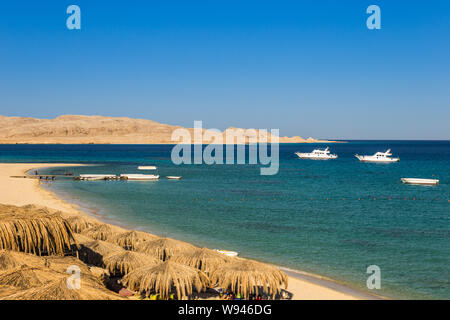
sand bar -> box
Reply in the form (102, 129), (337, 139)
(0, 163), (378, 300)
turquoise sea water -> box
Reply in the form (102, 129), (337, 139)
(0, 141), (448, 299)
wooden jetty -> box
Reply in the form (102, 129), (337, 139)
(10, 175), (63, 180)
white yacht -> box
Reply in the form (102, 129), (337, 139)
(295, 147), (338, 160)
(355, 149), (399, 163)
(120, 174), (160, 180)
(401, 178), (439, 185)
(166, 176), (182, 180)
(138, 166), (157, 170)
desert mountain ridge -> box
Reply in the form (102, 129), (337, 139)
(0, 115), (339, 144)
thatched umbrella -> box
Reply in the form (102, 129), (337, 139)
(171, 248), (231, 274)
(0, 285), (19, 299)
(1, 271), (124, 300)
(122, 261), (209, 300)
(81, 223), (114, 241)
(42, 255), (92, 276)
(134, 237), (196, 261)
(65, 215), (99, 233)
(2, 277), (121, 300)
(209, 260), (288, 299)
(0, 249), (79, 272)
(0, 250), (21, 270)
(0, 250), (95, 285)
(0, 250), (46, 271)
(77, 237), (124, 267)
(109, 230), (158, 250)
(73, 233), (94, 244)
(0, 265), (42, 289)
(0, 210), (76, 256)
(15, 204), (55, 215)
(103, 251), (159, 276)
(4, 278), (83, 300)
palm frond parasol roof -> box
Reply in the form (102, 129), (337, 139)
(1, 277), (122, 300)
(6, 278), (83, 300)
(209, 259), (288, 298)
(171, 247), (231, 273)
(81, 223), (115, 241)
(0, 205), (77, 256)
(109, 230), (158, 250)
(0, 265), (42, 289)
(76, 236), (124, 267)
(122, 260), (209, 300)
(1, 266), (124, 300)
(0, 250), (21, 270)
(103, 251), (159, 276)
(134, 237), (196, 261)
(42, 255), (93, 276)
(0, 285), (19, 299)
(65, 215), (99, 233)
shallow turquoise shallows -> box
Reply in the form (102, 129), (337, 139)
(1, 141), (448, 299)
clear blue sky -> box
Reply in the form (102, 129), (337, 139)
(0, 1), (449, 139)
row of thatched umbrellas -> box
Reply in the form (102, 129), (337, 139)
(0, 204), (288, 300)
(0, 251), (121, 299)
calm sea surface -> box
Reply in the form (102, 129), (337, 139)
(0, 141), (448, 299)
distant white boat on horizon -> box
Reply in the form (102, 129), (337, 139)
(355, 149), (399, 163)
(138, 166), (157, 170)
(120, 174), (159, 180)
(401, 178), (439, 185)
(295, 147), (337, 160)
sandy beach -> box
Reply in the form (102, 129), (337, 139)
(0, 163), (369, 300)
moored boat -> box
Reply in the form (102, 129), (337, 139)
(295, 147), (337, 160)
(120, 174), (160, 180)
(401, 178), (439, 185)
(355, 149), (399, 162)
(166, 176), (182, 180)
(138, 166), (157, 170)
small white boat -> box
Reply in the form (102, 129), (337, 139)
(79, 174), (117, 181)
(355, 149), (399, 163)
(120, 174), (160, 181)
(214, 249), (238, 258)
(401, 178), (439, 185)
(138, 166), (157, 170)
(166, 176), (182, 180)
(295, 147), (338, 160)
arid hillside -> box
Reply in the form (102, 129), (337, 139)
(0, 115), (336, 144)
